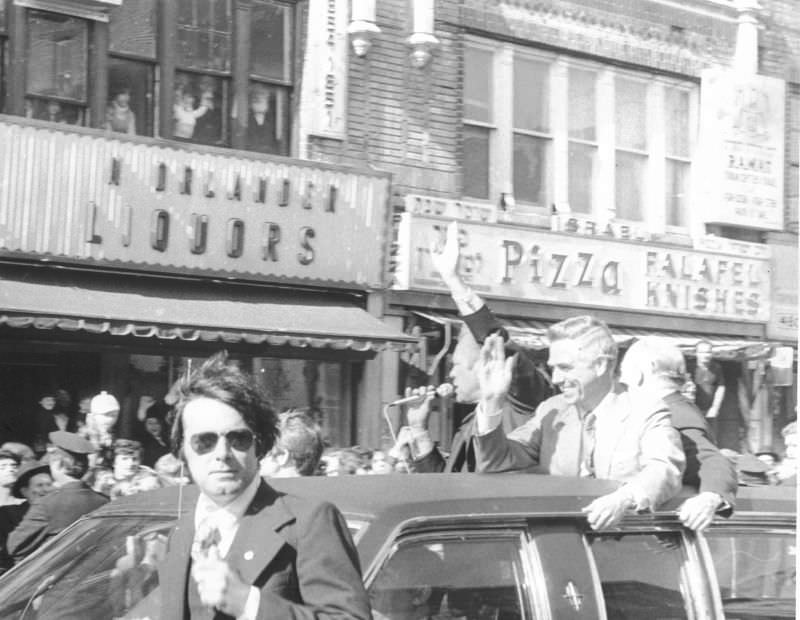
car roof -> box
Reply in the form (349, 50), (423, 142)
(94, 473), (796, 520)
(78, 474), (800, 572)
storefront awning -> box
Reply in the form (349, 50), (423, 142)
(413, 310), (773, 359)
(0, 268), (417, 353)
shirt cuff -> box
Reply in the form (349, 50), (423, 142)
(238, 586), (260, 620)
(475, 401), (503, 435)
(452, 287), (485, 316)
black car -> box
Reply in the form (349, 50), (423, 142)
(0, 474), (794, 619)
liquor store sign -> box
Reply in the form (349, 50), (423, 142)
(394, 214), (770, 322)
(0, 121), (389, 287)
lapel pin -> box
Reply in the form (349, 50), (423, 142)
(244, 550), (254, 560)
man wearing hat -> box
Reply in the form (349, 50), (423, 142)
(7, 431), (108, 563)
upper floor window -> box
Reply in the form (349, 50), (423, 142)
(665, 86), (692, 227)
(107, 0), (158, 137)
(462, 38), (698, 231)
(25, 11), (88, 126)
(174, 0), (232, 146)
(246, 0), (293, 156)
(568, 67), (598, 214)
(513, 56), (551, 206)
(462, 45), (493, 200)
(787, 91), (799, 233)
(176, 0), (232, 73)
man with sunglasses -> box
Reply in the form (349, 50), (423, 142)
(159, 352), (371, 620)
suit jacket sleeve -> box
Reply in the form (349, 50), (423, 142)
(475, 404), (543, 473)
(462, 306), (554, 416)
(623, 405), (686, 510)
(7, 498), (51, 563)
(677, 422), (738, 509)
(461, 305), (502, 343)
(410, 445), (447, 473)
(258, 501), (371, 620)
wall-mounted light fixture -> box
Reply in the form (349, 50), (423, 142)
(348, 0), (381, 57)
(406, 0), (439, 68)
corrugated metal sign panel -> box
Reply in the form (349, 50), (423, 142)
(0, 120), (390, 288)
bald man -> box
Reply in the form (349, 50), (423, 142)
(620, 337), (737, 531)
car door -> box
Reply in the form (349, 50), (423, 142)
(698, 522), (796, 620)
(526, 518), (715, 620)
(365, 523), (537, 620)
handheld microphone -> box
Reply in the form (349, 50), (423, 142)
(387, 383), (453, 407)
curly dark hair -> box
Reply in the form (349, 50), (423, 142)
(170, 352), (278, 460)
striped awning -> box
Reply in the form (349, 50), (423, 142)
(413, 310), (774, 359)
(0, 267), (417, 353)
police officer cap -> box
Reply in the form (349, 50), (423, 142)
(49, 431), (95, 455)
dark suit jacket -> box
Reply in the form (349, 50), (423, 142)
(7, 480), (108, 562)
(663, 391), (737, 508)
(412, 407), (539, 473)
(461, 306), (555, 416)
(160, 480), (371, 620)
(0, 502), (28, 572)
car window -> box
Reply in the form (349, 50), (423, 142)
(0, 515), (173, 620)
(704, 527), (796, 619)
(368, 532), (532, 620)
(586, 531), (696, 620)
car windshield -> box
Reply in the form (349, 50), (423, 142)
(0, 514), (175, 620)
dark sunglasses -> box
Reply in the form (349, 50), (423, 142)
(189, 429), (255, 455)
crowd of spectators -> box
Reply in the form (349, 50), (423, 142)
(0, 225), (795, 583)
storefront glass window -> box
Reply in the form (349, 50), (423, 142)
(250, 1), (291, 82)
(107, 58), (155, 136)
(245, 81), (289, 155)
(252, 357), (346, 448)
(173, 71), (228, 146)
(176, 0), (232, 73)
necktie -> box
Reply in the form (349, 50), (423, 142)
(192, 520), (221, 561)
(580, 413), (597, 478)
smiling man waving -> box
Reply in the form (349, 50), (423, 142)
(474, 316), (685, 530)
(160, 352), (370, 620)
